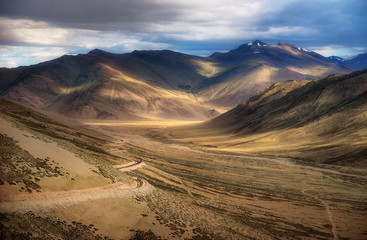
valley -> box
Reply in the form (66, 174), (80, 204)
(1, 97), (366, 239)
(84, 120), (367, 239)
(170, 70), (367, 168)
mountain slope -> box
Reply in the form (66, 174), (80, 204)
(344, 53), (367, 70)
(0, 50), (218, 120)
(172, 69), (367, 166)
(0, 40), (358, 119)
(195, 41), (354, 107)
(208, 70), (367, 133)
(45, 63), (218, 120)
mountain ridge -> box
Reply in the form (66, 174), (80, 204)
(0, 40), (365, 120)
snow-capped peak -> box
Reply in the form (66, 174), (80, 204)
(248, 40), (267, 47)
(328, 56), (344, 62)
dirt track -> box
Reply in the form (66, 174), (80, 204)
(0, 178), (154, 213)
(114, 161), (146, 172)
(302, 178), (339, 240)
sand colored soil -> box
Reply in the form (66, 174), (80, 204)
(0, 118), (100, 177)
(0, 178), (153, 213)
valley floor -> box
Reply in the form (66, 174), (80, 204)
(85, 121), (367, 240)
(1, 117), (367, 239)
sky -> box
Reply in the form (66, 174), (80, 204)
(0, 0), (366, 67)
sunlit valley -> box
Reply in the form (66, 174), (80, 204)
(1, 1), (367, 239)
(1, 39), (366, 239)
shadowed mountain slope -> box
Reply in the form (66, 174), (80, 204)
(173, 69), (367, 166)
(208, 70), (367, 133)
(344, 53), (367, 70)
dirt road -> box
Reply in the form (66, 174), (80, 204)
(114, 161), (145, 172)
(0, 178), (153, 213)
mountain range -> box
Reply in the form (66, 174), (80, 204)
(0, 40), (366, 120)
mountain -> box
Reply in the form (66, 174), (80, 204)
(195, 41), (354, 107)
(173, 69), (367, 166)
(328, 56), (344, 63)
(0, 40), (358, 120)
(344, 53), (367, 70)
(0, 50), (218, 120)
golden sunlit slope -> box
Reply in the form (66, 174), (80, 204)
(196, 64), (315, 107)
(0, 50), (219, 120)
(172, 69), (367, 166)
(45, 63), (218, 120)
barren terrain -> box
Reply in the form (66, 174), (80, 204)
(1, 97), (366, 239)
(85, 121), (367, 239)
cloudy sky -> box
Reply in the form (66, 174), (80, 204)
(0, 0), (366, 67)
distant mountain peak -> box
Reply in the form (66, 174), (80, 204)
(328, 56), (344, 62)
(248, 40), (267, 47)
(131, 49), (177, 55)
(228, 40), (268, 53)
(87, 48), (110, 56)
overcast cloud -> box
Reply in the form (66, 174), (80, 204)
(0, 0), (366, 67)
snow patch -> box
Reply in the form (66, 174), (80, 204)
(297, 47), (311, 52)
(328, 56), (344, 62)
(248, 40), (267, 47)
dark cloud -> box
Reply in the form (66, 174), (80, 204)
(255, 0), (367, 46)
(1, 0), (366, 44)
(0, 0), (366, 67)
(0, 0), (182, 30)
